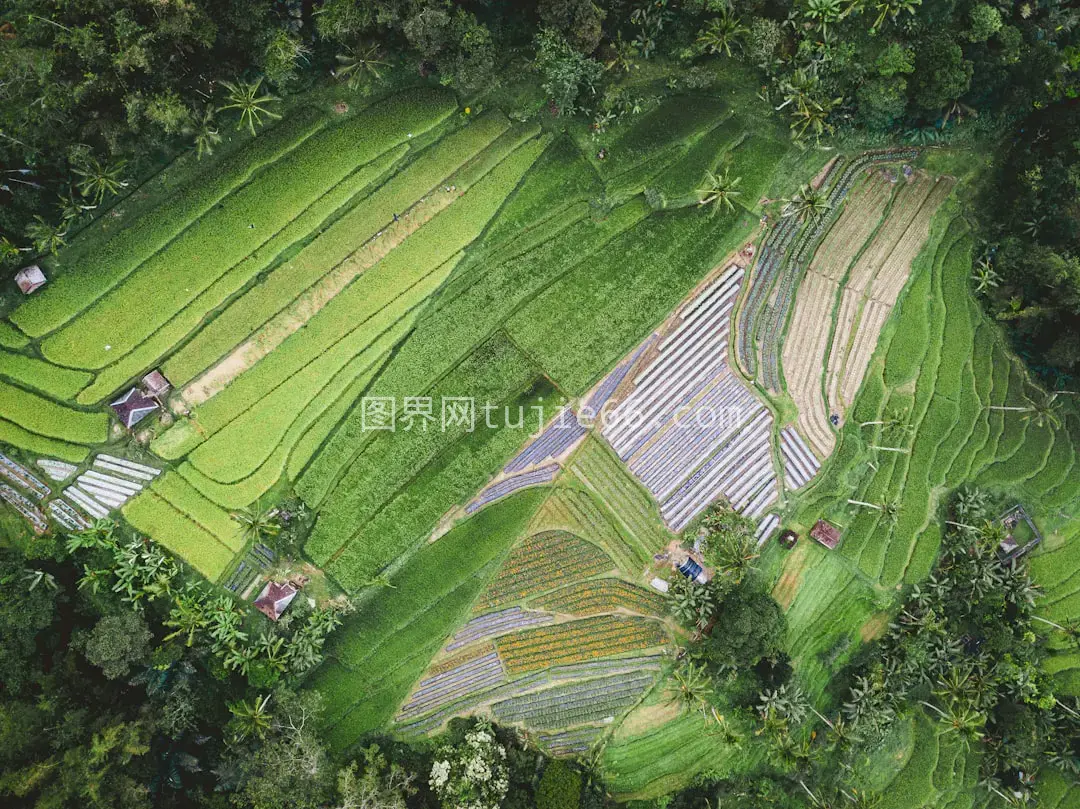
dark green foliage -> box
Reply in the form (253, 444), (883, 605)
(76, 610), (152, 680)
(704, 587), (786, 669)
(537, 760), (583, 809)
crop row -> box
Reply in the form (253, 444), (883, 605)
(0, 350), (91, 400)
(10, 108), (331, 337)
(531, 578), (665, 617)
(151, 472), (244, 552)
(162, 112), (512, 388)
(39, 91), (457, 371)
(302, 332), (537, 560)
(122, 492), (235, 581)
(505, 201), (752, 396)
(492, 670), (656, 729)
(76, 144), (406, 405)
(478, 529), (614, 609)
(503, 407), (585, 474)
(447, 607), (555, 651)
(570, 437), (669, 554)
(0, 418), (88, 464)
(397, 651), (506, 721)
(532, 487), (645, 571)
(0, 381), (108, 446)
(539, 726), (603, 756)
(495, 614), (667, 674)
(586, 334), (656, 414)
(466, 463), (560, 514)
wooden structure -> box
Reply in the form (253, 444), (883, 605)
(254, 581), (298, 621)
(810, 519), (841, 550)
(110, 387), (159, 428)
(998, 504), (1042, 560)
(142, 369), (172, 398)
(15, 265), (46, 294)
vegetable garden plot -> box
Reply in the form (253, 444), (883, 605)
(503, 407), (586, 474)
(495, 614), (667, 674)
(447, 607), (555, 651)
(491, 670), (658, 729)
(477, 530), (615, 609)
(529, 486), (649, 572)
(780, 427), (821, 490)
(396, 650), (507, 721)
(531, 578), (665, 617)
(592, 262), (778, 531)
(465, 464), (560, 514)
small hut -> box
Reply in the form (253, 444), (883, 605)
(810, 519), (841, 550)
(254, 581), (298, 622)
(998, 505), (1042, 560)
(15, 265), (46, 294)
(141, 369), (172, 399)
(110, 387), (159, 429)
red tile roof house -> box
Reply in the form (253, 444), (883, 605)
(110, 387), (159, 429)
(254, 581), (298, 621)
(810, 519), (842, 550)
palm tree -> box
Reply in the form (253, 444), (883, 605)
(696, 12), (748, 57)
(0, 235), (28, 267)
(604, 32), (637, 73)
(228, 694), (273, 741)
(871, 0), (922, 32)
(57, 190), (95, 223)
(804, 0), (845, 38)
(790, 94), (842, 142)
(782, 184), (832, 223)
(920, 699), (985, 746)
(709, 531), (759, 583)
(218, 77), (282, 135)
(990, 391), (1066, 430)
(232, 500), (281, 544)
(848, 499), (899, 524)
(971, 258), (1000, 294)
(758, 684), (808, 724)
(671, 662), (715, 716)
(189, 107), (222, 160)
(25, 216), (67, 255)
(163, 589), (208, 647)
(73, 157), (129, 205)
(697, 170), (743, 216)
(335, 43), (388, 90)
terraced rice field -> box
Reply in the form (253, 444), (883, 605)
(2, 81), (1076, 805)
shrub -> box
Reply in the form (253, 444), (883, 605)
(537, 761), (583, 809)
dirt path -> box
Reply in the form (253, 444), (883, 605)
(182, 185), (462, 406)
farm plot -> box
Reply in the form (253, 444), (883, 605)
(596, 263), (779, 531)
(311, 491), (544, 748)
(505, 201), (757, 396)
(476, 530), (615, 609)
(531, 578), (665, 617)
(495, 614), (668, 674)
(38, 90), (458, 371)
(491, 670), (658, 729)
(528, 486), (650, 572)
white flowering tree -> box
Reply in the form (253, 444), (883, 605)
(429, 721), (509, 809)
